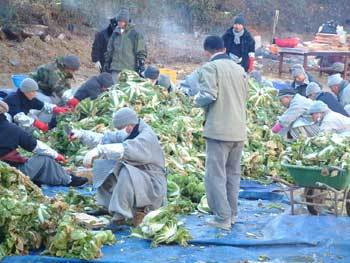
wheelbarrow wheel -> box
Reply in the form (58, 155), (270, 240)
(305, 188), (326, 215)
(346, 189), (350, 216)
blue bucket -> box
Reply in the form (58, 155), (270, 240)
(11, 74), (29, 88)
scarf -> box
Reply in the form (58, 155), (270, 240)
(233, 28), (244, 45)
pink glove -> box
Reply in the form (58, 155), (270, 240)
(272, 123), (283, 133)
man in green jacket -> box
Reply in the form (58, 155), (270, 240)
(104, 8), (147, 82)
(194, 36), (248, 230)
(31, 55), (80, 104)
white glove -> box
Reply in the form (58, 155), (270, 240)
(83, 147), (100, 168)
(95, 61), (102, 70)
(42, 102), (56, 114)
(13, 112), (35, 128)
(33, 140), (58, 159)
(97, 143), (124, 160)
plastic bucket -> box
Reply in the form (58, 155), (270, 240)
(11, 74), (28, 88)
(159, 68), (177, 84)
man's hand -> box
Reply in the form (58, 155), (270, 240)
(34, 119), (49, 132)
(83, 148), (99, 168)
(136, 58), (145, 75)
(53, 106), (70, 115)
(68, 129), (83, 141)
(55, 154), (67, 164)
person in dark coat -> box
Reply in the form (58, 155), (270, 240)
(143, 65), (174, 92)
(4, 78), (69, 132)
(290, 64), (318, 97)
(0, 101), (87, 187)
(66, 72), (114, 109)
(306, 82), (349, 117)
(91, 18), (118, 72)
(222, 15), (255, 72)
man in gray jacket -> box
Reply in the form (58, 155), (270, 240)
(194, 35), (248, 230)
(71, 107), (167, 226)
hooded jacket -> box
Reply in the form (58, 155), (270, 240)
(104, 24), (147, 72)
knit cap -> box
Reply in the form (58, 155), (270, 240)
(0, 100), (9, 114)
(143, 66), (160, 80)
(20, 78), (39, 92)
(305, 82), (321, 97)
(62, 55), (80, 70)
(327, 73), (343, 87)
(113, 107), (138, 129)
(97, 72), (114, 88)
(309, 101), (329, 114)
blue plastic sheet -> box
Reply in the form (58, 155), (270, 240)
(3, 181), (350, 263)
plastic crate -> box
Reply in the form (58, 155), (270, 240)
(282, 163), (350, 190)
(11, 74), (28, 88)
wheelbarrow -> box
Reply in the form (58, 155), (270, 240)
(275, 163), (350, 216)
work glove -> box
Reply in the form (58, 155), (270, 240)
(66, 97), (80, 109)
(136, 58), (145, 76)
(68, 129), (84, 141)
(83, 147), (100, 168)
(248, 53), (255, 73)
(53, 106), (70, 115)
(95, 61), (102, 71)
(272, 123), (283, 133)
(34, 119), (49, 133)
(55, 154), (67, 164)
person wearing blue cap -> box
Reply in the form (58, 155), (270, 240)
(306, 82), (348, 117)
(309, 101), (350, 133)
(328, 73), (350, 112)
(272, 89), (319, 139)
(222, 15), (255, 72)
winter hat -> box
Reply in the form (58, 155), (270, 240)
(203, 35), (224, 52)
(305, 82), (321, 97)
(331, 62), (345, 73)
(113, 107), (138, 129)
(0, 100), (9, 114)
(327, 73), (343, 87)
(62, 55), (80, 70)
(278, 88), (297, 99)
(20, 78), (39, 92)
(309, 101), (329, 114)
(157, 74), (171, 89)
(116, 8), (130, 22)
(97, 72), (114, 88)
(291, 63), (304, 72)
(233, 15), (245, 26)
(291, 67), (306, 79)
(143, 66), (160, 80)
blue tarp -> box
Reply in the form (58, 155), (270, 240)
(3, 180), (350, 263)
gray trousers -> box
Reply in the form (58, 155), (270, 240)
(96, 167), (135, 221)
(205, 138), (244, 223)
(18, 155), (71, 186)
(111, 71), (121, 83)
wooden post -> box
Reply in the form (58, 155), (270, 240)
(272, 10), (280, 43)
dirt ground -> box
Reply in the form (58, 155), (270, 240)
(0, 25), (327, 90)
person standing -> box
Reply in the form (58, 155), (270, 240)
(194, 36), (248, 230)
(222, 15), (255, 72)
(104, 8), (147, 82)
(91, 17), (118, 72)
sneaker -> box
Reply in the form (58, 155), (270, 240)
(206, 218), (231, 231)
(68, 174), (88, 187)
